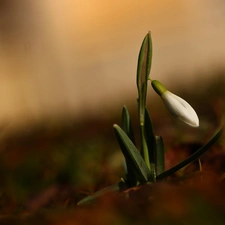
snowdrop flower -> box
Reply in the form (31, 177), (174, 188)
(151, 80), (199, 127)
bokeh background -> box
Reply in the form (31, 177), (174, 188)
(0, 1), (225, 222)
(0, 0), (225, 130)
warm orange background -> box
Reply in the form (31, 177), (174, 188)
(0, 0), (224, 127)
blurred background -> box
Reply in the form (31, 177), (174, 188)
(0, 0), (225, 217)
(0, 0), (225, 130)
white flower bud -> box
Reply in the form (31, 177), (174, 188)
(151, 80), (199, 127)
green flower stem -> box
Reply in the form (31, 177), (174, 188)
(140, 124), (151, 169)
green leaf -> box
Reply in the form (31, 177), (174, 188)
(77, 182), (125, 205)
(113, 124), (152, 184)
(136, 33), (153, 170)
(155, 136), (165, 176)
(121, 106), (136, 145)
(157, 127), (224, 180)
(145, 108), (155, 161)
(136, 32), (153, 126)
(145, 108), (155, 140)
(121, 106), (137, 186)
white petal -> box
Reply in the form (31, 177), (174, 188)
(161, 91), (199, 127)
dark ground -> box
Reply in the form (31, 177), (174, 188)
(0, 73), (224, 224)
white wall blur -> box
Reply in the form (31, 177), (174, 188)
(0, 0), (225, 127)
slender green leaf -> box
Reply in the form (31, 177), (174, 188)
(155, 136), (165, 175)
(77, 182), (124, 205)
(157, 127), (223, 180)
(121, 106), (137, 186)
(113, 124), (152, 183)
(136, 32), (152, 125)
(145, 109), (155, 161)
(136, 33), (153, 170)
(121, 105), (136, 144)
(145, 108), (155, 143)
